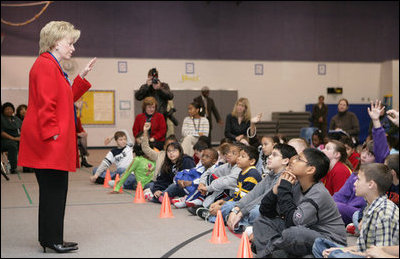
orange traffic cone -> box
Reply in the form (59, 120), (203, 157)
(113, 174), (123, 193)
(159, 192), (174, 218)
(209, 210), (230, 244)
(237, 233), (253, 258)
(134, 181), (146, 203)
(103, 169), (111, 188)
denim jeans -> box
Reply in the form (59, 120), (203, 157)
(207, 200), (237, 224)
(122, 174), (137, 190)
(92, 167), (126, 180)
(312, 238), (364, 258)
(163, 183), (186, 198)
(352, 210), (361, 232)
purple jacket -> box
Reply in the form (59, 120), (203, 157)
(334, 173), (366, 209)
(372, 127), (390, 163)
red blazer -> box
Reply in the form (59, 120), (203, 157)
(132, 112), (166, 142)
(18, 52), (91, 172)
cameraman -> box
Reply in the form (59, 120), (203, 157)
(135, 68), (174, 121)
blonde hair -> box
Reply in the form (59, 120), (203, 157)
(231, 97), (251, 122)
(39, 21), (80, 54)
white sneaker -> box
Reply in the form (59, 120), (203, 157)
(186, 198), (203, 207)
(143, 188), (153, 201)
(108, 180), (115, 188)
(172, 197), (187, 208)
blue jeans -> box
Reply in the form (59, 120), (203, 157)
(163, 183), (186, 198)
(207, 200), (236, 224)
(122, 174), (137, 190)
(352, 210), (361, 233)
(312, 238), (364, 258)
(92, 167), (126, 180)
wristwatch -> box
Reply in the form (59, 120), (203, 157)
(231, 207), (240, 214)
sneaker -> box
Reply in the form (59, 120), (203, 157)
(186, 198), (203, 208)
(143, 188), (153, 201)
(108, 180), (115, 188)
(346, 223), (356, 235)
(196, 207), (210, 221)
(244, 226), (253, 237)
(172, 197), (187, 208)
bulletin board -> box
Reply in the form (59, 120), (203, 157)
(79, 90), (115, 125)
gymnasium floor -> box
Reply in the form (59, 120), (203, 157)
(1, 149), (356, 258)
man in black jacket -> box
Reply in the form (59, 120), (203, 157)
(135, 68), (174, 120)
(193, 86), (223, 140)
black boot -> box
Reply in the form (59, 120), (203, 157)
(81, 157), (93, 168)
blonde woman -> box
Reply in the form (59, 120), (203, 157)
(224, 97), (261, 143)
(18, 21), (96, 253)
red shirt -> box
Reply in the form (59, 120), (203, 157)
(321, 161), (352, 195)
(132, 112), (166, 142)
(18, 52), (91, 172)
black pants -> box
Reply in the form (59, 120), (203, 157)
(35, 169), (69, 245)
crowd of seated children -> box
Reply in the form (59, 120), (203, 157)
(313, 163), (399, 258)
(321, 139), (353, 195)
(90, 130), (134, 184)
(194, 143), (242, 214)
(226, 144), (297, 235)
(171, 148), (219, 208)
(196, 145), (262, 224)
(252, 148), (347, 258)
(109, 131), (155, 192)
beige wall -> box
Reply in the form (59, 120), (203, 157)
(1, 56), (398, 146)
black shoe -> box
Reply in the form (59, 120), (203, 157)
(23, 167), (34, 173)
(196, 207), (210, 221)
(95, 177), (104, 184)
(10, 169), (17, 174)
(63, 241), (78, 247)
(81, 159), (93, 168)
(41, 243), (78, 253)
(187, 205), (202, 216)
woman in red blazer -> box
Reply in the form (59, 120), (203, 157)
(17, 21), (96, 253)
(132, 96), (166, 150)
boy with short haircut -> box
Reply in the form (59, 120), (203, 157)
(253, 148), (346, 258)
(226, 144), (297, 233)
(90, 130), (134, 184)
(196, 145), (262, 223)
(171, 148), (219, 208)
(312, 163), (399, 258)
(195, 143), (242, 211)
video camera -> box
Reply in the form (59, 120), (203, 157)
(150, 68), (160, 84)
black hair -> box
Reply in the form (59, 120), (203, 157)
(220, 137), (233, 145)
(312, 130), (324, 143)
(240, 145), (259, 165)
(2, 102), (15, 114)
(273, 143), (297, 161)
(204, 148), (219, 161)
(16, 104), (27, 120)
(193, 140), (209, 152)
(302, 148), (330, 182)
(198, 135), (211, 148)
(189, 102), (202, 110)
(166, 134), (178, 142)
(340, 135), (355, 149)
(161, 142), (184, 175)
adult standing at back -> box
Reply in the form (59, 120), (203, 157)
(193, 86), (223, 140)
(17, 21), (97, 253)
(329, 98), (360, 145)
(312, 95), (328, 138)
(225, 97), (258, 143)
(135, 68), (174, 122)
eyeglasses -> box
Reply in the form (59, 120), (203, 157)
(292, 155), (310, 165)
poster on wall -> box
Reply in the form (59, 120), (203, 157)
(79, 90), (115, 125)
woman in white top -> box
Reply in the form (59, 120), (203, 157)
(181, 102), (209, 156)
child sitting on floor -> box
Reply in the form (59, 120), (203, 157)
(196, 145), (262, 223)
(90, 130), (133, 184)
(171, 148), (219, 208)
